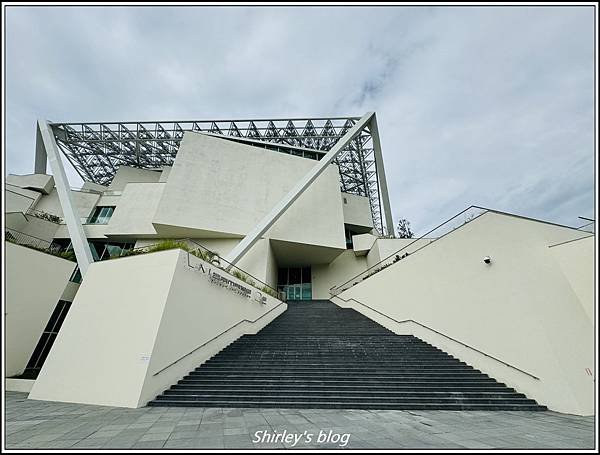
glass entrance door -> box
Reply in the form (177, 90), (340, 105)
(278, 266), (312, 301)
(287, 284), (302, 301)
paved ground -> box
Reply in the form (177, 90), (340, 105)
(4, 392), (595, 449)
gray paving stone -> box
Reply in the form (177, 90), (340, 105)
(139, 432), (172, 442)
(224, 427), (249, 436)
(224, 434), (254, 448)
(146, 424), (176, 433)
(102, 439), (138, 448)
(71, 437), (112, 448)
(168, 430), (200, 440)
(132, 440), (166, 448)
(4, 391), (595, 450)
(166, 436), (225, 449)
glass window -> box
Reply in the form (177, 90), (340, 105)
(277, 267), (312, 300)
(302, 283), (312, 300)
(302, 267), (311, 283)
(24, 300), (72, 378)
(289, 267), (301, 284)
(88, 242), (103, 261)
(278, 268), (288, 285)
(345, 226), (356, 249)
(87, 206), (115, 224)
(69, 267), (82, 284)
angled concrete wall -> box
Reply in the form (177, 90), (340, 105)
(29, 248), (285, 408)
(5, 243), (75, 377)
(104, 183), (165, 237)
(341, 192), (373, 229)
(6, 174), (54, 194)
(549, 235), (594, 321)
(153, 132), (346, 250)
(334, 212), (594, 415)
(134, 237), (276, 287)
(108, 166), (162, 191)
(34, 187), (100, 220)
(312, 250), (368, 299)
(6, 185), (40, 213)
(139, 251), (286, 406)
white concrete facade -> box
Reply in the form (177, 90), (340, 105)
(29, 249), (286, 408)
(334, 212), (595, 416)
(5, 243), (76, 377)
(3, 115), (595, 416)
(153, 132), (348, 250)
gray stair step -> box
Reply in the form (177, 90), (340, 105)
(148, 300), (546, 411)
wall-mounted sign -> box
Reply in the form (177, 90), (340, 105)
(191, 260), (266, 303)
(210, 271), (252, 298)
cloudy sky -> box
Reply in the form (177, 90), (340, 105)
(4, 6), (595, 233)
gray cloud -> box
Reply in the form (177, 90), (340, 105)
(5, 6), (595, 233)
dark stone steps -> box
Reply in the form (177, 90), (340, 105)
(157, 394), (536, 405)
(187, 371), (488, 377)
(202, 361), (466, 366)
(177, 379), (507, 387)
(165, 389), (525, 398)
(148, 300), (546, 411)
(172, 384), (515, 392)
(150, 400), (544, 411)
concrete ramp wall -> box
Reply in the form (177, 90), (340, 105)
(334, 212), (594, 415)
(29, 248), (286, 408)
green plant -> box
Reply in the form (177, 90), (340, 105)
(58, 250), (76, 261)
(118, 248), (142, 258)
(191, 248), (219, 263)
(6, 235), (77, 262)
(147, 239), (189, 253)
(231, 269), (255, 286)
(30, 210), (62, 224)
(260, 285), (279, 299)
(113, 239), (189, 259)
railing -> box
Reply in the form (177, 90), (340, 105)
(332, 295), (540, 380)
(121, 238), (285, 301)
(152, 300), (287, 376)
(5, 228), (74, 261)
(58, 216), (110, 226)
(83, 216), (111, 225)
(577, 220), (595, 232)
(330, 206), (489, 296)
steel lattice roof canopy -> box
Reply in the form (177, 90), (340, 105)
(43, 116), (392, 235)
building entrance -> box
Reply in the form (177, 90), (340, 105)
(277, 266), (312, 301)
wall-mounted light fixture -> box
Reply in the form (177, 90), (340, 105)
(483, 256), (492, 265)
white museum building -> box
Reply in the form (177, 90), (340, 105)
(4, 113), (594, 415)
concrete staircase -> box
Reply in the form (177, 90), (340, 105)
(148, 300), (546, 410)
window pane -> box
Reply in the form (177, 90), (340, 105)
(277, 268), (288, 285)
(105, 244), (121, 258)
(53, 301), (71, 333)
(26, 333), (50, 369)
(89, 206), (115, 224)
(289, 267), (301, 284)
(302, 267), (311, 283)
(43, 303), (64, 333)
(36, 333), (57, 367)
(302, 283), (312, 300)
(286, 286), (294, 300)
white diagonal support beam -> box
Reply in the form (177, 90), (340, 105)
(34, 124), (48, 174)
(224, 112), (375, 266)
(37, 120), (94, 277)
(370, 113), (395, 237)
